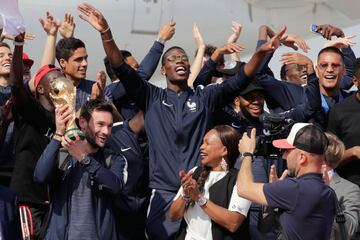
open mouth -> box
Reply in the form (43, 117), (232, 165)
(200, 152), (207, 159)
(324, 75), (336, 80)
(300, 74), (308, 81)
(2, 63), (11, 68)
(175, 66), (186, 75)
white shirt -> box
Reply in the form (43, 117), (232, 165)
(174, 167), (251, 240)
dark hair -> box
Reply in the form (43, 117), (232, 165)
(0, 42), (11, 49)
(161, 46), (186, 66)
(196, 125), (241, 193)
(80, 99), (113, 122)
(280, 64), (287, 80)
(317, 46), (344, 63)
(120, 50), (132, 59)
(194, 44), (225, 67)
(56, 37), (86, 62)
(353, 58), (360, 77)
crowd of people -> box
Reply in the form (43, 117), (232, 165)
(1, 2), (360, 240)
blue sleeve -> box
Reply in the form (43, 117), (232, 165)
(112, 63), (160, 111)
(202, 64), (252, 110)
(340, 47), (356, 90)
(193, 58), (218, 88)
(263, 178), (299, 211)
(257, 74), (303, 110)
(104, 82), (127, 102)
(256, 40), (275, 77)
(83, 153), (126, 195)
(137, 41), (164, 81)
(33, 139), (61, 183)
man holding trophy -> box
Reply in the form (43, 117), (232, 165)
(34, 98), (126, 240)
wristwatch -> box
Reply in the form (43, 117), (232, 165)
(79, 156), (91, 166)
(197, 196), (208, 207)
(242, 152), (254, 160)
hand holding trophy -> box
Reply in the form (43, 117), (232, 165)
(49, 77), (84, 140)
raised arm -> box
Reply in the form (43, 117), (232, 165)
(29, 12), (60, 92)
(78, 3), (157, 111)
(227, 21), (242, 62)
(136, 20), (175, 81)
(10, 34), (27, 106)
(188, 23), (206, 88)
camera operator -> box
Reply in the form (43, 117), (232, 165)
(237, 124), (335, 240)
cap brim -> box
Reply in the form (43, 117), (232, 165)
(272, 139), (295, 149)
(23, 59), (34, 67)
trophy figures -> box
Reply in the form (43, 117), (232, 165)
(49, 77), (84, 140)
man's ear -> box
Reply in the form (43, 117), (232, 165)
(36, 85), (45, 95)
(79, 116), (86, 129)
(160, 66), (166, 76)
(59, 59), (67, 69)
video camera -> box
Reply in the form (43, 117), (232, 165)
(252, 113), (295, 159)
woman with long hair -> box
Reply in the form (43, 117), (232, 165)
(169, 125), (251, 240)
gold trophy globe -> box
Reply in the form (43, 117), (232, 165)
(49, 77), (84, 140)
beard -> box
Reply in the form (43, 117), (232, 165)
(84, 130), (101, 149)
(287, 168), (296, 178)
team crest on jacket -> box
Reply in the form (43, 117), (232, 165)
(186, 99), (197, 112)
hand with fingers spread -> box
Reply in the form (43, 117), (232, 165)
(39, 11), (60, 36)
(193, 23), (205, 49)
(316, 24), (345, 40)
(227, 21), (242, 44)
(158, 20), (176, 43)
(323, 35), (356, 49)
(211, 43), (245, 62)
(78, 3), (109, 32)
(281, 34), (310, 52)
(258, 26), (287, 54)
(59, 13), (76, 38)
(281, 52), (314, 74)
(269, 164), (288, 183)
(91, 70), (106, 100)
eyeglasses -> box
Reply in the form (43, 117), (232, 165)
(317, 63), (343, 71)
(166, 55), (189, 62)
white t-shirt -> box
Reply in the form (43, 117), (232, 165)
(174, 167), (251, 240)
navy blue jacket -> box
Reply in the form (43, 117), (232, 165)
(113, 60), (252, 191)
(33, 139), (126, 240)
(107, 121), (149, 214)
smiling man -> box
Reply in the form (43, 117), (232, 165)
(316, 47), (348, 114)
(34, 99), (126, 240)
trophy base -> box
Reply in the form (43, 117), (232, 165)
(65, 128), (85, 141)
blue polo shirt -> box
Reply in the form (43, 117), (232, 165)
(263, 173), (335, 240)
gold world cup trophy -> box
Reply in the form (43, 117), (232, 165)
(49, 77), (84, 140)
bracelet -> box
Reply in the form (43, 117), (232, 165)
(100, 27), (110, 34)
(156, 37), (166, 45)
(13, 41), (24, 46)
(102, 38), (113, 43)
(180, 192), (191, 202)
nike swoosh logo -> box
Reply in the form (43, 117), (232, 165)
(231, 122), (241, 129)
(162, 100), (173, 107)
(121, 147), (131, 152)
